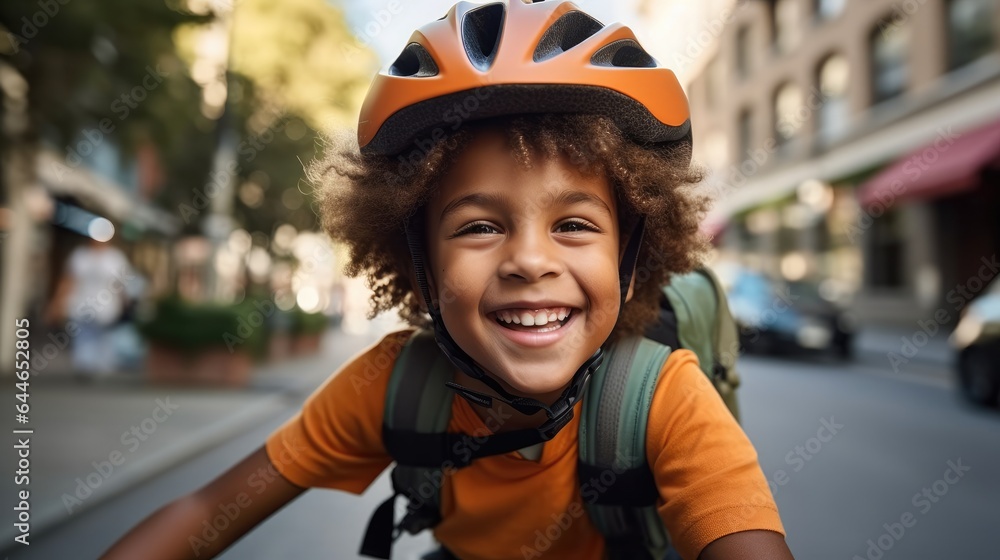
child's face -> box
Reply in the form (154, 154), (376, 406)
(425, 129), (623, 397)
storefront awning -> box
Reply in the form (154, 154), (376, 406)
(36, 149), (180, 236)
(857, 118), (1000, 208)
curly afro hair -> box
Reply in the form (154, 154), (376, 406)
(309, 114), (711, 339)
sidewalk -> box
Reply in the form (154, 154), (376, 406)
(3, 326), (391, 545)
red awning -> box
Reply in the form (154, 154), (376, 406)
(857, 118), (1000, 208)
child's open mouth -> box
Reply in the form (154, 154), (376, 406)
(490, 307), (574, 333)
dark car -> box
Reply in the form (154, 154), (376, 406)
(950, 278), (1000, 408)
(727, 272), (853, 359)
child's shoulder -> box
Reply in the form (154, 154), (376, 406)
(656, 347), (709, 391)
(648, 347), (737, 437)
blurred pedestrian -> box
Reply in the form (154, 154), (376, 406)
(46, 236), (136, 379)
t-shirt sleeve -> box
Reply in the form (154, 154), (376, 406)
(265, 329), (414, 494)
(647, 350), (785, 560)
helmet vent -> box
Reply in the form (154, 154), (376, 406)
(591, 40), (656, 68)
(462, 3), (505, 71)
(389, 43), (439, 77)
(533, 10), (604, 62)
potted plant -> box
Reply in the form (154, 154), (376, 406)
(289, 307), (329, 355)
(138, 297), (269, 387)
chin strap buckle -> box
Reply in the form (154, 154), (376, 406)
(537, 404), (574, 441)
(536, 347), (604, 440)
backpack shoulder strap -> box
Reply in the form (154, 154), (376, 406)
(579, 336), (672, 560)
(361, 329), (455, 559)
(384, 329), (455, 439)
(663, 268), (741, 420)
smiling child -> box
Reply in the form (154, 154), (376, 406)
(104, 2), (792, 559)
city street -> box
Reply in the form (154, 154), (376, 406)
(7, 352), (999, 560)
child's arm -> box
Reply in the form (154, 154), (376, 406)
(647, 350), (792, 560)
(102, 446), (304, 560)
(699, 530), (794, 559)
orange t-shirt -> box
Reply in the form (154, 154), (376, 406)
(266, 330), (784, 560)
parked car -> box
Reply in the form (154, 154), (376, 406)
(728, 272), (853, 359)
(950, 278), (1000, 407)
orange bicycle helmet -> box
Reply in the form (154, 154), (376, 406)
(357, 0), (691, 156)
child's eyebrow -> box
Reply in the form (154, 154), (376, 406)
(553, 190), (614, 218)
(439, 192), (511, 221)
(440, 190), (613, 221)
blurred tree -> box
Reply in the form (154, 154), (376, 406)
(0, 0), (212, 186)
(170, 0), (377, 239)
(227, 0), (376, 131)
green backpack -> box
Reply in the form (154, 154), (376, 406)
(360, 268), (740, 559)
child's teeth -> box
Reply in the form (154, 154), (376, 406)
(496, 307), (573, 327)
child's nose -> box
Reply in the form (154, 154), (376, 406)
(497, 229), (565, 282)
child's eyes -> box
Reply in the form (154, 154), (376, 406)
(555, 220), (600, 234)
(454, 222), (500, 236)
(452, 219), (600, 237)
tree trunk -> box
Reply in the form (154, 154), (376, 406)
(0, 59), (38, 373)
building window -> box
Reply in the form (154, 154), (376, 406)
(772, 0), (801, 53)
(870, 210), (905, 288)
(738, 109), (753, 161)
(736, 25), (751, 79)
(818, 54), (850, 141)
(815, 0), (845, 20)
(774, 82), (804, 148)
(947, 0), (996, 70)
(871, 15), (911, 104)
